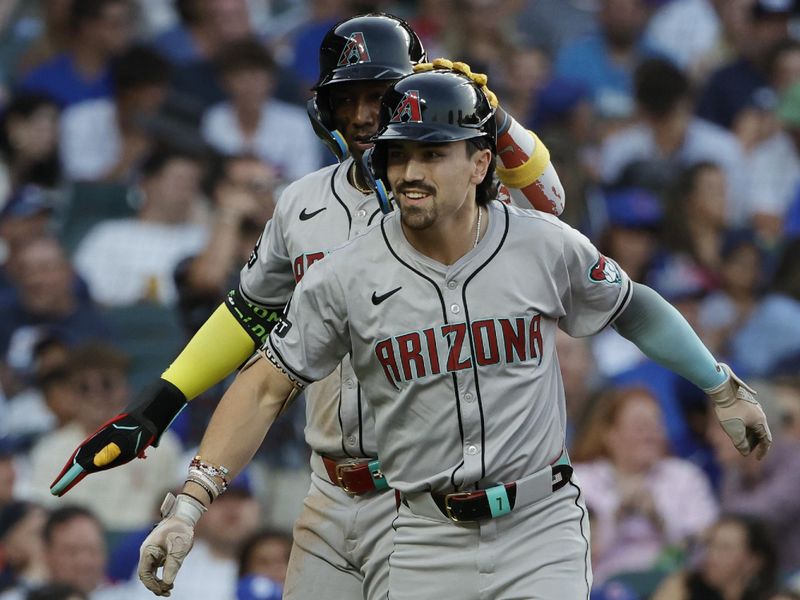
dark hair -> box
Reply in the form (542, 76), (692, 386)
(662, 161), (722, 254)
(713, 514), (778, 600)
(766, 38), (800, 81)
(111, 45), (170, 95)
(69, 0), (128, 32)
(467, 137), (498, 207)
(771, 237), (800, 300)
(43, 506), (101, 544)
(68, 341), (129, 374)
(215, 39), (276, 76)
(237, 528), (292, 577)
(635, 58), (691, 117)
(27, 583), (87, 600)
(0, 93), (61, 187)
(139, 146), (202, 180)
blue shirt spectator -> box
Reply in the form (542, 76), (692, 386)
(19, 53), (112, 107)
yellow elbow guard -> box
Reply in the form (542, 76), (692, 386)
(495, 132), (551, 189)
(162, 304), (256, 400)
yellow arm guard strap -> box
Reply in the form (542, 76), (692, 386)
(161, 304), (256, 401)
(495, 131), (551, 190)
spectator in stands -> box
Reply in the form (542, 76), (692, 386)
(176, 154), (278, 333)
(652, 514), (778, 600)
(74, 148), (208, 306)
(573, 386), (718, 583)
(554, 0), (650, 119)
(730, 237), (800, 377)
(556, 330), (601, 449)
(26, 343), (181, 532)
(601, 59), (749, 223)
(59, 45), (171, 183)
(237, 529), (292, 586)
(697, 0), (794, 132)
(698, 230), (764, 355)
(0, 441), (14, 511)
(12, 0), (73, 81)
(25, 584), (86, 600)
(0, 94), (61, 210)
(201, 39), (319, 181)
(0, 236), (110, 376)
(285, 0), (348, 93)
(19, 0), (133, 108)
(516, 0), (600, 58)
(708, 413), (800, 574)
(0, 502), (48, 595)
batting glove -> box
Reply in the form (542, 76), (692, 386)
(706, 364), (772, 460)
(50, 379), (187, 497)
(413, 58), (499, 108)
(138, 493), (206, 597)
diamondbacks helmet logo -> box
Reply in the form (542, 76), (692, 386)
(389, 90), (423, 123)
(337, 32), (371, 66)
(589, 255), (622, 285)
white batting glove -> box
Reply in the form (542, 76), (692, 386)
(138, 493), (207, 596)
(706, 364), (772, 460)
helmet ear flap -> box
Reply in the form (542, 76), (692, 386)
(361, 146), (392, 214)
(306, 96), (349, 162)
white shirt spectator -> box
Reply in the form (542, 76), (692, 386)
(748, 130), (800, 217)
(24, 422), (182, 531)
(201, 99), (319, 182)
(59, 98), (120, 181)
(645, 0), (721, 72)
(74, 218), (207, 306)
(600, 117), (750, 224)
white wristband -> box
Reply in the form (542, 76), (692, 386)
(160, 492), (207, 526)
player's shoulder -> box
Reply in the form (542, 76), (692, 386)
(274, 162), (343, 218)
(496, 200), (569, 232)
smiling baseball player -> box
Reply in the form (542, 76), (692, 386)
(135, 69), (770, 599)
(50, 13), (568, 600)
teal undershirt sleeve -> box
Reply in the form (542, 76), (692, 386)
(612, 282), (726, 391)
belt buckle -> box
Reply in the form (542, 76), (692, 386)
(334, 462), (359, 494)
(443, 491), (472, 523)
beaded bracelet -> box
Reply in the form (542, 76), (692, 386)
(189, 456), (230, 488)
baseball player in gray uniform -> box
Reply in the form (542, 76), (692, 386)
(136, 70), (771, 599)
(51, 14), (567, 600)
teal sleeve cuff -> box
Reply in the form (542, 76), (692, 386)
(612, 283), (726, 390)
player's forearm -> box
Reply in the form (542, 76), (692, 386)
(494, 108), (564, 215)
(190, 357), (296, 485)
(612, 282), (726, 390)
(161, 303), (256, 400)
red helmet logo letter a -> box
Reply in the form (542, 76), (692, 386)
(389, 90), (423, 123)
(337, 32), (372, 66)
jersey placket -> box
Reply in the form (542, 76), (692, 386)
(442, 274), (484, 488)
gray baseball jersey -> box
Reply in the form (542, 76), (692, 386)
(265, 201), (632, 493)
(240, 157), (384, 459)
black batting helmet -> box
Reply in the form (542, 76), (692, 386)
(366, 69), (497, 201)
(307, 13), (425, 161)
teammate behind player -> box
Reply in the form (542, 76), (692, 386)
(136, 69), (770, 599)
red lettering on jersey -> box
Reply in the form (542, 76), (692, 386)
(292, 252), (327, 283)
(397, 332), (426, 381)
(375, 339), (400, 387)
(472, 320), (500, 366)
(442, 323), (472, 371)
(529, 314), (542, 365)
(423, 328), (441, 375)
(500, 317), (527, 363)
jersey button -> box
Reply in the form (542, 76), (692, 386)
(356, 209), (367, 218)
(465, 444), (479, 456)
(347, 435), (358, 446)
(447, 280), (457, 289)
(464, 392), (474, 403)
(344, 378), (355, 389)
(450, 304), (461, 314)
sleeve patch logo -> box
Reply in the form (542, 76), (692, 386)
(589, 255), (622, 285)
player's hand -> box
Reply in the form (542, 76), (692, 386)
(706, 364), (772, 460)
(414, 58), (498, 108)
(50, 379), (187, 497)
(138, 493), (206, 596)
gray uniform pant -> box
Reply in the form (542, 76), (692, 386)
(390, 480), (592, 600)
(283, 471), (398, 600)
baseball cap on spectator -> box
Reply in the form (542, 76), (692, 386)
(225, 467), (254, 499)
(236, 575), (282, 600)
(0, 185), (55, 220)
(531, 78), (590, 129)
(752, 0), (795, 18)
(604, 188), (663, 230)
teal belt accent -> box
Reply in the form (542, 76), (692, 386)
(486, 485), (512, 518)
(368, 460), (389, 490)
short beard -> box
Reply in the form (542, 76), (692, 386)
(400, 202), (437, 230)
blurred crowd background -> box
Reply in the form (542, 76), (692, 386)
(1, 0), (800, 599)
